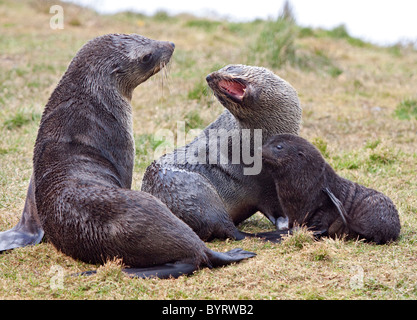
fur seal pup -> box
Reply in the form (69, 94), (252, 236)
(142, 65), (302, 241)
(262, 134), (401, 244)
(0, 34), (255, 278)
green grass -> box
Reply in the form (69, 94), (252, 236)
(249, 17), (298, 68)
(300, 24), (368, 48)
(394, 98), (417, 120)
(247, 14), (344, 77)
(1, 0), (417, 300)
(187, 80), (209, 101)
(185, 19), (222, 32)
(311, 137), (330, 159)
(2, 108), (41, 130)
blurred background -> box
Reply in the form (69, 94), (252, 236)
(68, 0), (417, 46)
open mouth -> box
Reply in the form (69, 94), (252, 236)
(218, 79), (247, 103)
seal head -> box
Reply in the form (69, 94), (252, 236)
(206, 64), (301, 135)
(262, 133), (325, 178)
(55, 34), (175, 101)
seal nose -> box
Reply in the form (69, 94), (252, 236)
(169, 42), (175, 49)
(206, 74), (212, 83)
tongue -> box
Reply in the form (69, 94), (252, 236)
(219, 80), (245, 99)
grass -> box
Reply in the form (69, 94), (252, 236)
(394, 98), (417, 120)
(2, 107), (41, 130)
(1, 0), (417, 300)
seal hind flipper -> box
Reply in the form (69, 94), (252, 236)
(0, 228), (44, 252)
(206, 248), (256, 267)
(237, 230), (289, 243)
(123, 263), (197, 279)
(76, 249), (255, 279)
(0, 176), (44, 252)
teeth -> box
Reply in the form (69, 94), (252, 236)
(218, 79), (246, 100)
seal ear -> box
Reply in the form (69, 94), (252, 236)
(298, 150), (306, 157)
(110, 63), (121, 75)
(296, 146), (306, 158)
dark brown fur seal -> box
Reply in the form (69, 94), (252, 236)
(141, 65), (302, 241)
(262, 134), (401, 244)
(0, 34), (255, 277)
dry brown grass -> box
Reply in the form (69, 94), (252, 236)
(1, 0), (416, 300)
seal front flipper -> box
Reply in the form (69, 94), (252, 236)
(323, 187), (349, 228)
(254, 230), (290, 243)
(0, 176), (44, 252)
(236, 230), (288, 243)
(312, 229), (329, 239)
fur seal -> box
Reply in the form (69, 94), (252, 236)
(141, 65), (302, 241)
(0, 34), (255, 278)
(262, 134), (401, 244)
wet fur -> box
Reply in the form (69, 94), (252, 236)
(262, 134), (401, 244)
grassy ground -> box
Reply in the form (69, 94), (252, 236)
(1, 0), (416, 300)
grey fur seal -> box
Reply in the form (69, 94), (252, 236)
(0, 34), (255, 278)
(141, 65), (302, 241)
(262, 134), (401, 244)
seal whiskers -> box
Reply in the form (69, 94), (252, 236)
(156, 46), (173, 99)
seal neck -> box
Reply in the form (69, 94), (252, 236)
(237, 113), (301, 143)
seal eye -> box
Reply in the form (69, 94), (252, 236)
(225, 65), (241, 73)
(276, 145), (283, 150)
(141, 53), (153, 64)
